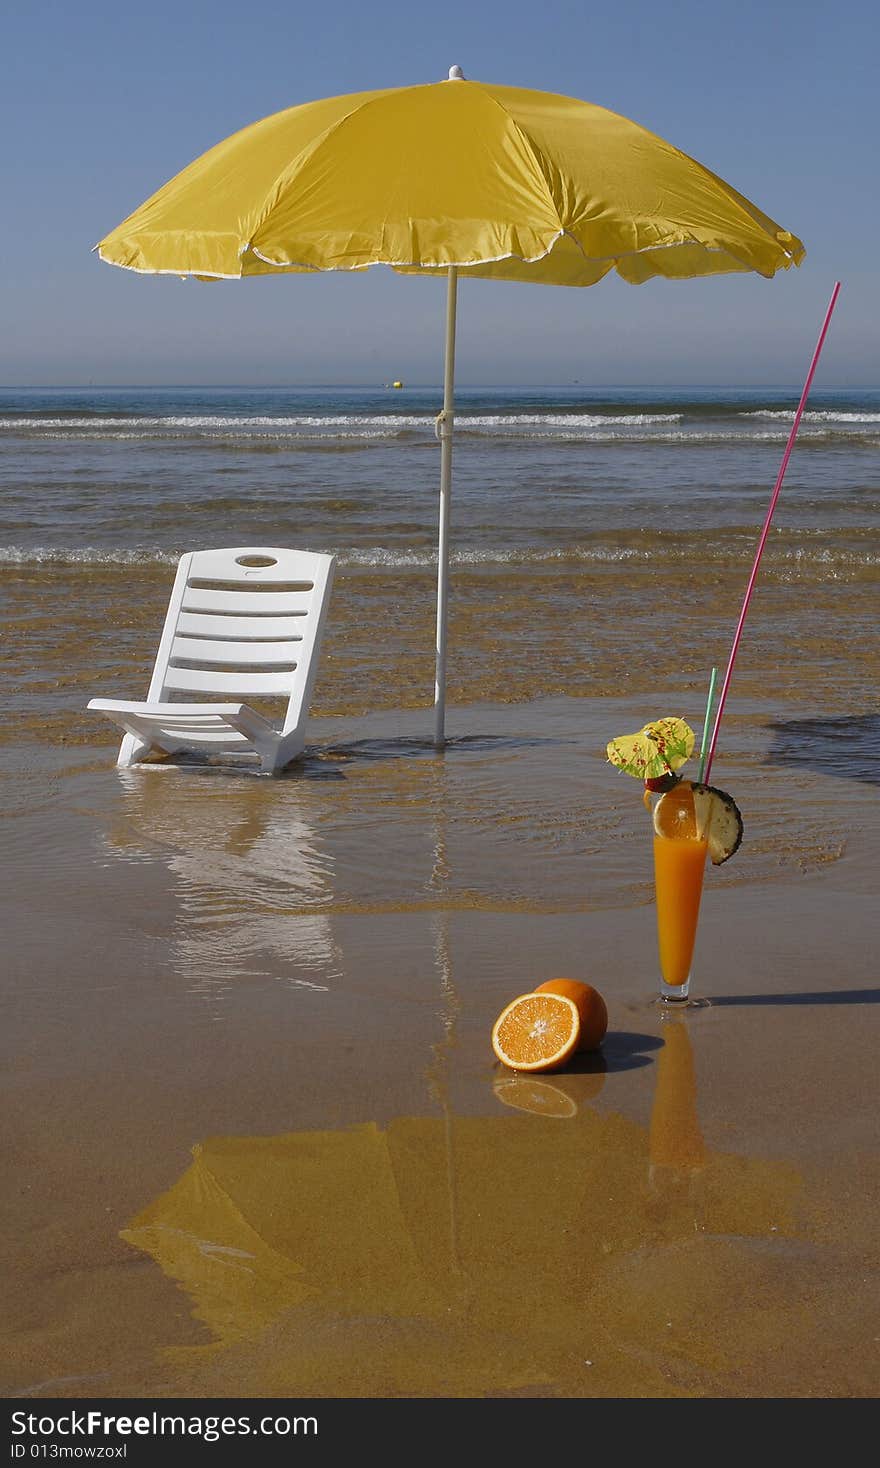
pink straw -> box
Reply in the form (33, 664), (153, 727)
(702, 281), (842, 783)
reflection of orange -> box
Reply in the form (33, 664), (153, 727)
(491, 992), (581, 1072)
(493, 1077), (577, 1118)
(534, 978), (607, 1051)
(493, 1069), (606, 1118)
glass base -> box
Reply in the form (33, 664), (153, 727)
(654, 977), (712, 1010)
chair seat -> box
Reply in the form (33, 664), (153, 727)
(87, 698), (269, 749)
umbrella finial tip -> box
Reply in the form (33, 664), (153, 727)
(448, 64), (465, 80)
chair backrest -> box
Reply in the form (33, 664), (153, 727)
(145, 547), (336, 732)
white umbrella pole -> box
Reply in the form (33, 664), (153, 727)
(433, 265), (458, 747)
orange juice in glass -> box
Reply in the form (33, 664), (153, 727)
(605, 717), (743, 1006)
(652, 781), (708, 1002)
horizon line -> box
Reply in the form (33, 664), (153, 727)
(2, 382), (877, 392)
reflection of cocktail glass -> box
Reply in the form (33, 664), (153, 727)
(652, 781), (708, 1004)
(648, 1011), (706, 1172)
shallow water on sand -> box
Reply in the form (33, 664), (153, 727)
(3, 384), (879, 1397)
(2, 695), (879, 1398)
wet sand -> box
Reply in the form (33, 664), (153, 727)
(2, 692), (879, 1399)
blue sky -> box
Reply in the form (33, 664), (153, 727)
(1, 0), (875, 386)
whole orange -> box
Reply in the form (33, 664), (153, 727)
(534, 979), (607, 1051)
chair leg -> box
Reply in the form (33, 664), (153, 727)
(117, 731), (154, 768)
(260, 750), (287, 776)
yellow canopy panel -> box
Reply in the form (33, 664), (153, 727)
(96, 77), (804, 284)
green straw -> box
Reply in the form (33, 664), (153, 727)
(697, 667), (718, 785)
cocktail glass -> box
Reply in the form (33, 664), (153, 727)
(652, 783), (708, 1003)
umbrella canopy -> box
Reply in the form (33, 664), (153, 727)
(96, 69), (804, 742)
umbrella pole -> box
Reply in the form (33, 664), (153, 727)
(433, 265), (458, 747)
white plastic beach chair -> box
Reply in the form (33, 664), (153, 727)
(87, 546), (336, 774)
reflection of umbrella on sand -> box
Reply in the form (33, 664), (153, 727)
(122, 1024), (801, 1396)
(95, 69), (803, 745)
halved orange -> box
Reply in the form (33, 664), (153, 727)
(491, 992), (581, 1073)
(534, 978), (608, 1051)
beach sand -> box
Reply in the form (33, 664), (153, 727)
(2, 686), (879, 1400)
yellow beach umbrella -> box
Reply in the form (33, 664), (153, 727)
(96, 67), (804, 744)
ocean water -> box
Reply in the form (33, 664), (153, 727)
(3, 383), (879, 744)
(2, 383), (879, 563)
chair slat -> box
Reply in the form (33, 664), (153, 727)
(152, 727), (249, 745)
(162, 667), (295, 695)
(182, 587), (316, 614)
(170, 636), (300, 667)
(176, 611), (307, 639)
(133, 714), (244, 730)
